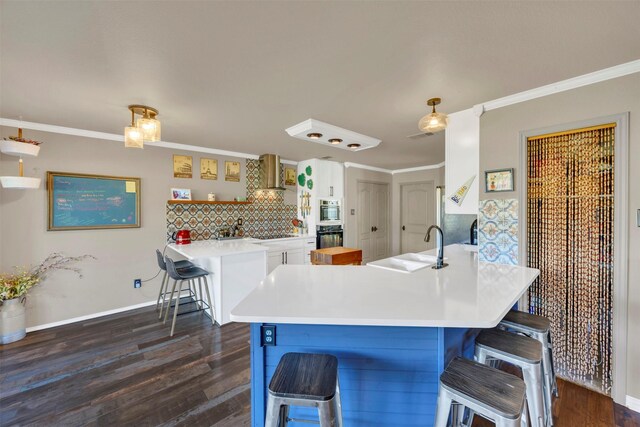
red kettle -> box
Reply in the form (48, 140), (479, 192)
(172, 229), (192, 245)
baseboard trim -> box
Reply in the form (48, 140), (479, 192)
(25, 300), (158, 332)
(627, 395), (640, 413)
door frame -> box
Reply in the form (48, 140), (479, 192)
(355, 180), (391, 260)
(518, 112), (629, 403)
(399, 180), (435, 253)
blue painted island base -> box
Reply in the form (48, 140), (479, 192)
(250, 323), (479, 427)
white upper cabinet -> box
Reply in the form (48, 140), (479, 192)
(444, 108), (480, 215)
(315, 159), (344, 199)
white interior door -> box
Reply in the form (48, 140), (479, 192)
(401, 182), (435, 253)
(357, 182), (389, 263)
(372, 183), (389, 260)
(357, 182), (373, 263)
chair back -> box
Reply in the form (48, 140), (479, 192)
(156, 249), (167, 271)
(164, 255), (183, 280)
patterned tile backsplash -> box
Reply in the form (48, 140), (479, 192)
(166, 159), (297, 241)
(478, 199), (518, 265)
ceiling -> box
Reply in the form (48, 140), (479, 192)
(1, 1), (639, 169)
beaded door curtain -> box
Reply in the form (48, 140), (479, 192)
(527, 123), (614, 394)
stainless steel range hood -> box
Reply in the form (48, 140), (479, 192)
(258, 154), (286, 190)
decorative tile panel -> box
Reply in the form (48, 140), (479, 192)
(478, 199), (518, 265)
(167, 159), (297, 241)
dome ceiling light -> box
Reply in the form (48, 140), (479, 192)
(418, 97), (448, 133)
(286, 119), (381, 152)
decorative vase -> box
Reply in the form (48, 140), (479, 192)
(0, 297), (26, 344)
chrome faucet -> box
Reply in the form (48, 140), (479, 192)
(425, 225), (448, 269)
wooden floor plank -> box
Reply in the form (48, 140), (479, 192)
(1, 304), (639, 426)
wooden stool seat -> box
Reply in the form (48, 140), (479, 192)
(476, 328), (542, 364)
(269, 352), (338, 401)
(440, 357), (526, 420)
(502, 310), (550, 333)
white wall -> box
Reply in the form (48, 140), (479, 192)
(0, 128), (256, 328)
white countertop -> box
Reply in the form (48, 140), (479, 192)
(230, 244), (540, 328)
(168, 239), (268, 259)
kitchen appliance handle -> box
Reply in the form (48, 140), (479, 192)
(330, 186), (333, 197)
(285, 252), (288, 264)
(282, 252), (284, 264)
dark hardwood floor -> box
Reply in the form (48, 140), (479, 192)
(1, 305), (639, 426)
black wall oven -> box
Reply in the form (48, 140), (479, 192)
(316, 225), (343, 249)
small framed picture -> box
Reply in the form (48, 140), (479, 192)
(200, 158), (218, 180)
(485, 168), (514, 192)
(284, 167), (296, 186)
(225, 161), (241, 182)
(173, 155), (193, 178)
(171, 188), (192, 200)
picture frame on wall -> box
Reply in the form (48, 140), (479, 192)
(485, 168), (514, 192)
(284, 167), (296, 186)
(47, 171), (141, 231)
(173, 155), (193, 178)
(200, 158), (218, 180)
(170, 188), (192, 200)
(225, 161), (241, 182)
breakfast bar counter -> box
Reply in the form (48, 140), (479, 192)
(230, 244), (539, 426)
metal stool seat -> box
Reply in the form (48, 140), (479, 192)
(155, 249), (195, 319)
(163, 256), (216, 336)
(265, 352), (343, 427)
(499, 310), (558, 425)
(435, 356), (526, 427)
(475, 328), (546, 427)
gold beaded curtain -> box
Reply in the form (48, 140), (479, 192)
(527, 123), (614, 394)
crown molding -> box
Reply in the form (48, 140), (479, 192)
(344, 161), (445, 175)
(476, 59), (640, 112)
(0, 118), (297, 164)
(391, 162), (445, 175)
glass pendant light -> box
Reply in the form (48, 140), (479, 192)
(124, 105), (161, 148)
(136, 107), (161, 142)
(124, 109), (144, 148)
(418, 97), (448, 133)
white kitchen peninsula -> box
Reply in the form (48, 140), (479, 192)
(167, 240), (268, 325)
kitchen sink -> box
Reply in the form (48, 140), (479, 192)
(215, 236), (245, 241)
(367, 255), (433, 273)
(394, 253), (442, 264)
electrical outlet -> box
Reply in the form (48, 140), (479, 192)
(134, 279), (142, 289)
(261, 325), (276, 346)
(238, 218), (243, 226)
(351, 209), (355, 215)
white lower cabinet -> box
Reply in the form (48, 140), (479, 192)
(262, 239), (312, 274)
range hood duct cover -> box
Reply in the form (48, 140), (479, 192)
(259, 154), (286, 190)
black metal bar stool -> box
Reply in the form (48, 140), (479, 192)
(434, 357), (527, 427)
(163, 255), (216, 336)
(265, 352), (343, 427)
(499, 310), (557, 425)
(155, 250), (195, 320)
(474, 328), (545, 427)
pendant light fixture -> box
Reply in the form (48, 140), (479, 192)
(124, 105), (160, 148)
(418, 97), (448, 133)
